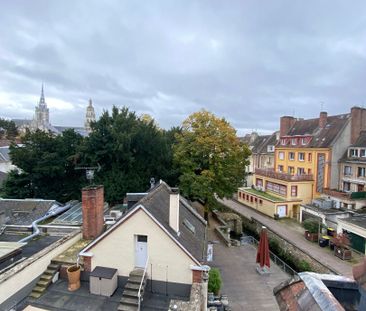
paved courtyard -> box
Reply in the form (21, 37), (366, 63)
(208, 218), (289, 311)
(218, 198), (361, 277)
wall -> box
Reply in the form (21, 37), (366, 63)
(0, 231), (81, 310)
(87, 209), (197, 285)
(331, 120), (351, 189)
(275, 147), (331, 196)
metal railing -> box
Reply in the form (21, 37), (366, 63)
(138, 256), (149, 311)
(241, 236), (298, 276)
(255, 168), (313, 181)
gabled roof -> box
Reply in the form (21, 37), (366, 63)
(251, 135), (270, 153)
(253, 131), (279, 154)
(0, 146), (10, 162)
(81, 181), (207, 263)
(284, 114), (350, 148)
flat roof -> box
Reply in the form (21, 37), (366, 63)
(0, 242), (25, 260)
(239, 187), (287, 203)
(340, 215), (366, 230)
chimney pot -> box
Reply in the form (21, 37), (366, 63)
(319, 111), (327, 128)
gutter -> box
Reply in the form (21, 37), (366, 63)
(18, 202), (73, 243)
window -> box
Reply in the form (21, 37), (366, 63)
(291, 186), (298, 197)
(344, 166), (352, 176)
(256, 178), (263, 187)
(288, 166), (294, 175)
(137, 235), (148, 242)
(278, 165), (284, 172)
(266, 181), (287, 196)
(343, 182), (351, 192)
(297, 167), (305, 175)
(279, 152), (285, 160)
(289, 152), (295, 160)
(259, 199), (263, 205)
(183, 219), (196, 234)
(301, 138), (307, 145)
(358, 167), (366, 177)
(350, 149), (359, 157)
(291, 138), (297, 145)
(267, 145), (274, 152)
(281, 139), (286, 145)
(308, 153), (312, 162)
(361, 149), (366, 157)
(298, 152), (305, 161)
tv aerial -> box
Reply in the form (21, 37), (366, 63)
(75, 163), (101, 184)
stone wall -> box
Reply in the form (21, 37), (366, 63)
(240, 215), (335, 274)
(169, 283), (204, 311)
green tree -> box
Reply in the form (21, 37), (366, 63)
(1, 129), (85, 202)
(0, 118), (18, 140)
(80, 106), (178, 203)
(173, 110), (250, 219)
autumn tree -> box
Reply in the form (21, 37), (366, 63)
(174, 110), (250, 219)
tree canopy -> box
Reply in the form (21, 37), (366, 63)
(0, 118), (18, 140)
(1, 129), (85, 202)
(173, 110), (250, 215)
(79, 106), (179, 203)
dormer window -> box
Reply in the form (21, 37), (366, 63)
(281, 139), (286, 145)
(361, 149), (366, 158)
(349, 148), (359, 157)
(291, 138), (297, 145)
(301, 138), (307, 145)
(267, 145), (274, 152)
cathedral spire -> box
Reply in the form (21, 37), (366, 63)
(39, 83), (46, 106)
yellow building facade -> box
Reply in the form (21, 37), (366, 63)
(274, 146), (332, 197)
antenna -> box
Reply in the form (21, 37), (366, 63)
(320, 102), (324, 111)
(75, 163), (101, 184)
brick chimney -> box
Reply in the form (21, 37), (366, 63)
(169, 188), (180, 233)
(319, 111), (327, 128)
(280, 116), (296, 137)
(351, 106), (366, 144)
(82, 185), (104, 240)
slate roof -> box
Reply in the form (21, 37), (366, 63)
(251, 135), (270, 153)
(253, 131), (279, 154)
(0, 199), (56, 226)
(135, 182), (207, 262)
(0, 146), (10, 162)
(283, 113), (350, 148)
(82, 181), (207, 263)
(352, 131), (366, 147)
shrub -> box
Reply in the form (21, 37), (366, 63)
(208, 268), (222, 295)
(297, 260), (311, 272)
(302, 218), (319, 234)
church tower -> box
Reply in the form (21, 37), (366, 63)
(32, 84), (50, 131)
(85, 99), (96, 132)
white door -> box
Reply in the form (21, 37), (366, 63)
(277, 205), (287, 218)
(135, 235), (148, 268)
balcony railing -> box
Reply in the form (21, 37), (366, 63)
(323, 188), (366, 200)
(255, 168), (313, 182)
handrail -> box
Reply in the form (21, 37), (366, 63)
(137, 255), (149, 311)
(242, 235), (298, 276)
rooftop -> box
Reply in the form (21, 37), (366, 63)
(255, 168), (313, 182)
(240, 187), (285, 202)
(339, 215), (366, 230)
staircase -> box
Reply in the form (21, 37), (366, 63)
(29, 262), (60, 299)
(118, 269), (147, 311)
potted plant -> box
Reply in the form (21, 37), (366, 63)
(302, 219), (319, 242)
(332, 233), (352, 260)
(67, 264), (81, 291)
(208, 268), (222, 296)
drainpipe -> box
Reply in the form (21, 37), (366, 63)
(18, 202), (72, 243)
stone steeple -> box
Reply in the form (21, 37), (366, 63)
(31, 84), (50, 130)
(85, 99), (96, 132)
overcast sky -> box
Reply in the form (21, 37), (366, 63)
(1, 1), (366, 135)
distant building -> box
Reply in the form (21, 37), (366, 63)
(238, 107), (366, 220)
(13, 85), (96, 137)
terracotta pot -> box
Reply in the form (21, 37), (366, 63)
(67, 265), (81, 291)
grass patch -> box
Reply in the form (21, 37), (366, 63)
(242, 188), (284, 202)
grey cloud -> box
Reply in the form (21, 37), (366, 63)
(1, 0), (366, 132)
